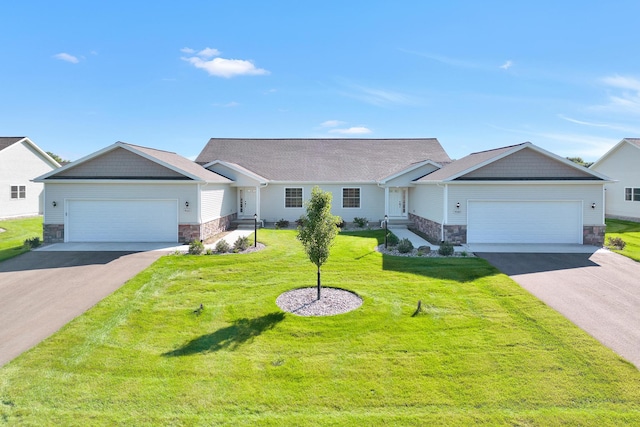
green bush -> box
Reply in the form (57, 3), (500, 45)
(336, 218), (346, 228)
(353, 217), (368, 228)
(386, 232), (399, 246)
(275, 218), (290, 229)
(215, 239), (231, 253)
(205, 248), (214, 255)
(438, 241), (454, 256)
(295, 216), (306, 227)
(397, 238), (414, 253)
(23, 237), (41, 249)
(188, 240), (204, 255)
(233, 236), (250, 252)
(607, 236), (626, 250)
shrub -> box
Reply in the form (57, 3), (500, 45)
(295, 216), (306, 227)
(275, 218), (290, 229)
(215, 239), (231, 253)
(386, 232), (399, 247)
(607, 236), (626, 250)
(353, 217), (368, 228)
(397, 238), (414, 254)
(205, 248), (214, 255)
(23, 237), (41, 249)
(336, 218), (346, 228)
(233, 236), (250, 252)
(438, 241), (454, 256)
(188, 240), (204, 255)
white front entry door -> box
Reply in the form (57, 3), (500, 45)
(388, 188), (407, 217)
(239, 188), (257, 218)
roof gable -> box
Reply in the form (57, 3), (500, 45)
(419, 142), (607, 182)
(591, 138), (640, 170)
(0, 137), (25, 151)
(37, 142), (230, 183)
(0, 136), (60, 168)
(196, 138), (452, 182)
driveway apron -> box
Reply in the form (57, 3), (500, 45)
(0, 250), (164, 367)
(479, 250), (640, 369)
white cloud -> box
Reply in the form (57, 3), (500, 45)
(399, 49), (480, 69)
(182, 48), (269, 78)
(500, 60), (513, 70)
(320, 120), (345, 128)
(180, 47), (195, 54)
(329, 126), (373, 135)
(602, 74), (640, 91)
(339, 82), (416, 107)
(595, 74), (640, 115)
(558, 114), (640, 134)
(53, 53), (79, 64)
(197, 47), (221, 58)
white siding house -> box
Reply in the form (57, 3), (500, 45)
(591, 138), (640, 222)
(0, 137), (60, 219)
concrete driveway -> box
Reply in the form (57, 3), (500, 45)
(479, 249), (640, 369)
(0, 250), (165, 366)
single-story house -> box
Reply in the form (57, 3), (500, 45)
(590, 138), (640, 222)
(0, 137), (60, 219)
(35, 138), (610, 246)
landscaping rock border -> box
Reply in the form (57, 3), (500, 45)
(375, 244), (475, 258)
(276, 287), (363, 316)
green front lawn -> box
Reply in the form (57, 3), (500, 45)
(605, 218), (640, 262)
(1, 230), (639, 425)
(0, 216), (43, 262)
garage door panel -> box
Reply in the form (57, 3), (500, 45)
(67, 200), (178, 242)
(468, 201), (582, 244)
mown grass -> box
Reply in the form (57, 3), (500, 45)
(1, 230), (639, 425)
(605, 218), (640, 262)
(0, 216), (43, 262)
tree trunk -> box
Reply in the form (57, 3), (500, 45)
(317, 266), (321, 300)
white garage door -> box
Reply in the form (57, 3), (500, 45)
(67, 200), (178, 242)
(467, 201), (582, 244)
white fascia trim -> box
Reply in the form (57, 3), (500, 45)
(20, 137), (61, 168)
(441, 180), (614, 185)
(203, 160), (268, 183)
(378, 160), (442, 184)
(591, 138), (640, 169)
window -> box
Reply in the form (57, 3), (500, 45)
(10, 185), (26, 199)
(342, 187), (360, 208)
(625, 187), (640, 202)
(285, 188), (303, 208)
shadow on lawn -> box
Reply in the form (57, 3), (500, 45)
(162, 312), (285, 357)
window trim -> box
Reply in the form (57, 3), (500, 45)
(342, 187), (361, 209)
(625, 187), (640, 202)
(284, 187), (303, 208)
(10, 185), (26, 200)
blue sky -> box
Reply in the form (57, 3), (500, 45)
(3, 1), (640, 162)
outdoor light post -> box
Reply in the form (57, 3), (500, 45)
(254, 213), (257, 247)
(384, 214), (388, 249)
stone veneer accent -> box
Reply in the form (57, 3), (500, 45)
(409, 213), (441, 243)
(178, 213), (237, 243)
(443, 224), (467, 245)
(583, 225), (605, 246)
(43, 224), (64, 243)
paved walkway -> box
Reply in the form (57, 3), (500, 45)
(388, 227), (467, 252)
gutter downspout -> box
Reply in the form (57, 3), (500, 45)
(438, 182), (447, 242)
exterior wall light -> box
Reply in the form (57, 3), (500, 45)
(455, 202), (460, 209)
(185, 201), (189, 208)
(591, 202), (596, 209)
(52, 201), (57, 207)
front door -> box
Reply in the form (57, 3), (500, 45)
(388, 188), (407, 217)
(239, 188), (257, 219)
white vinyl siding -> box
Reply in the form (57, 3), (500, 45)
(411, 185), (444, 222)
(342, 187), (361, 208)
(200, 184), (235, 223)
(445, 183), (604, 226)
(285, 188), (303, 208)
(67, 199), (178, 242)
(1, 140), (57, 219)
(43, 183), (199, 225)
(467, 200), (582, 244)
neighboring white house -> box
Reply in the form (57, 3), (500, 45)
(0, 137), (60, 220)
(591, 138), (640, 222)
(36, 138), (610, 246)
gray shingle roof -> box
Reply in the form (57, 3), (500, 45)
(624, 138), (640, 148)
(0, 137), (25, 151)
(418, 144), (523, 181)
(196, 138), (451, 182)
